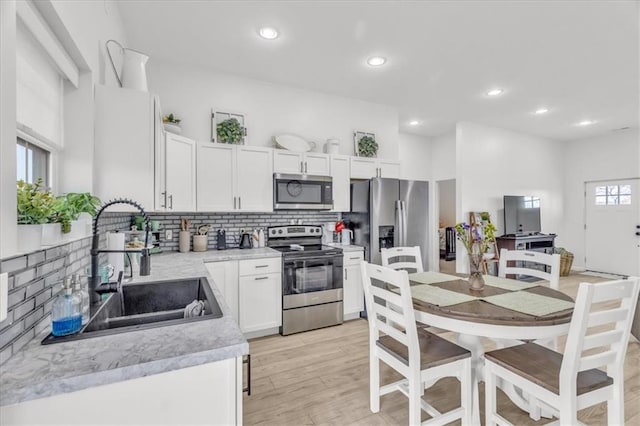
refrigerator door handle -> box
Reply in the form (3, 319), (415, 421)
(394, 200), (401, 248)
(401, 200), (408, 246)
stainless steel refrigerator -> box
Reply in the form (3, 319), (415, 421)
(344, 178), (429, 269)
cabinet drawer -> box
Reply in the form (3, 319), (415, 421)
(343, 251), (365, 265)
(239, 257), (281, 276)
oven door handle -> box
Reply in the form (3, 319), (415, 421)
(283, 254), (340, 263)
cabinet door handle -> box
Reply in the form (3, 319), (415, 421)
(349, 256), (361, 260)
(344, 268), (348, 280)
(304, 162), (308, 173)
(234, 196), (237, 209)
(239, 197), (242, 210)
(255, 276), (269, 281)
(300, 161), (303, 173)
(169, 194), (173, 209)
(160, 191), (167, 208)
(255, 265), (269, 268)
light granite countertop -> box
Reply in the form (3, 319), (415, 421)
(0, 249), (280, 407)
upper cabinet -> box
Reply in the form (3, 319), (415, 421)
(350, 157), (401, 179)
(331, 155), (350, 212)
(273, 151), (330, 175)
(162, 133), (196, 211)
(94, 85), (157, 211)
(197, 144), (273, 212)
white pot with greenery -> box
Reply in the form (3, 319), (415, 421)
(53, 193), (101, 241)
(17, 179), (54, 252)
(41, 223), (63, 246)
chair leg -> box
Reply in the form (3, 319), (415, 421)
(607, 382), (624, 425)
(409, 375), (422, 426)
(485, 363), (497, 426)
(370, 351), (380, 413)
(558, 394), (578, 426)
(460, 358), (473, 425)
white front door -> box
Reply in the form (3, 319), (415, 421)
(585, 178), (640, 276)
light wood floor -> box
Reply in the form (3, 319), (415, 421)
(243, 273), (640, 425)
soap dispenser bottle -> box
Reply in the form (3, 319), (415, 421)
(51, 278), (82, 336)
(73, 274), (90, 325)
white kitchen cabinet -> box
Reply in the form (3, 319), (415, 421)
(205, 257), (281, 336)
(349, 157), (378, 179)
(163, 133), (196, 211)
(343, 250), (365, 320)
(236, 146), (273, 211)
(273, 151), (330, 175)
(197, 144), (235, 211)
(378, 160), (401, 178)
(350, 157), (401, 179)
(331, 155), (350, 212)
(205, 261), (239, 323)
(0, 358), (242, 425)
(94, 85), (158, 211)
(197, 145), (273, 212)
(239, 273), (281, 333)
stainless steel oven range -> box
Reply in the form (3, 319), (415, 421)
(267, 225), (343, 335)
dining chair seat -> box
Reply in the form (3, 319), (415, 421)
(485, 342), (613, 396)
(377, 327), (470, 370)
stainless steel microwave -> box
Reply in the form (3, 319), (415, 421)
(273, 174), (333, 210)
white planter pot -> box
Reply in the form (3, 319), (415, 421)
(67, 218), (92, 240)
(42, 223), (63, 246)
(18, 224), (43, 253)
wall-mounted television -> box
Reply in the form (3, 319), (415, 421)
(503, 195), (541, 236)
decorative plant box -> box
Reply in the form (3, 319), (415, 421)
(353, 131), (378, 158)
(211, 108), (248, 144)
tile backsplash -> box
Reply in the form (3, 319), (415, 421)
(0, 213), (131, 365)
(149, 211), (341, 251)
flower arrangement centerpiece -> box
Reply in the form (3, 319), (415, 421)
(454, 221), (497, 290)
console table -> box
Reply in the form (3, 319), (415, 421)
(496, 234), (557, 279)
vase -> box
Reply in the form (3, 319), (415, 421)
(179, 231), (191, 253)
(468, 253), (485, 291)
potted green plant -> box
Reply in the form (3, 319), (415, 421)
(53, 192), (101, 240)
(216, 118), (245, 144)
(162, 113), (182, 135)
(17, 179), (55, 251)
(357, 135), (378, 158)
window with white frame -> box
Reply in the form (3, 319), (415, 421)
(17, 137), (50, 186)
(523, 196), (540, 209)
(595, 185), (632, 206)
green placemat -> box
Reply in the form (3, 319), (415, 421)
(483, 275), (539, 291)
(482, 291), (574, 317)
(409, 284), (479, 307)
(409, 271), (459, 285)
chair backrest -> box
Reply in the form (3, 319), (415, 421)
(360, 261), (420, 368)
(381, 246), (424, 273)
(560, 277), (640, 393)
(498, 248), (561, 290)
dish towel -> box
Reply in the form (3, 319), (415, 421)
(184, 300), (205, 318)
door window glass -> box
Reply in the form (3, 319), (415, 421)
(595, 185), (632, 205)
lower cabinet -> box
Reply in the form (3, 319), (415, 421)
(343, 250), (365, 319)
(0, 357), (243, 425)
(205, 257), (282, 335)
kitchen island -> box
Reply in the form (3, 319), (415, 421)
(0, 250), (278, 425)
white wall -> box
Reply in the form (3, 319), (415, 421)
(147, 59), (400, 159)
(455, 122), (565, 272)
(0, 0), (17, 258)
(562, 129), (640, 269)
(430, 131), (456, 182)
(398, 133), (431, 181)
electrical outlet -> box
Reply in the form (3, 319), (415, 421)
(0, 272), (8, 322)
(165, 229), (173, 240)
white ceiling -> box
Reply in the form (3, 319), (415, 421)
(117, 1), (639, 141)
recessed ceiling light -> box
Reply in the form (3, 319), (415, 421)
(367, 56), (386, 67)
(258, 27), (279, 40)
(409, 120), (420, 126)
(534, 108), (549, 115)
(577, 120), (596, 126)
(486, 88), (504, 97)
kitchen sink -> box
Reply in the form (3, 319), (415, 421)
(41, 277), (223, 344)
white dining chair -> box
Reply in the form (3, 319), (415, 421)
(498, 248), (561, 290)
(484, 277), (640, 426)
(381, 246), (424, 273)
(361, 261), (472, 425)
